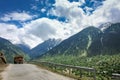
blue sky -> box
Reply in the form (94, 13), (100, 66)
(0, 0), (105, 27)
(0, 0), (120, 48)
(0, 0), (54, 27)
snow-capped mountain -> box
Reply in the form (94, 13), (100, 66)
(99, 22), (112, 31)
(30, 38), (61, 59)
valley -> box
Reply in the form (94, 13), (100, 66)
(0, 0), (120, 80)
(0, 23), (120, 80)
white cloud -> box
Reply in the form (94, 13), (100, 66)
(0, 0), (120, 49)
(0, 23), (20, 43)
(0, 23), (43, 48)
(0, 18), (71, 48)
(49, 0), (81, 17)
(23, 18), (69, 40)
(50, 0), (120, 27)
(41, 8), (46, 13)
(0, 12), (34, 22)
(18, 33), (43, 48)
(88, 0), (120, 26)
(84, 6), (94, 15)
(79, 0), (85, 4)
(49, 0), (89, 33)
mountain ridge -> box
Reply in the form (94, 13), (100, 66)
(30, 38), (61, 59)
(41, 23), (120, 58)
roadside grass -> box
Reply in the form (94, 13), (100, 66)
(39, 54), (120, 80)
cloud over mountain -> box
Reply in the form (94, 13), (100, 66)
(0, 0), (120, 48)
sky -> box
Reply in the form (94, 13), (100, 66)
(0, 0), (120, 48)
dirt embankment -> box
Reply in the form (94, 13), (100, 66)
(0, 64), (8, 80)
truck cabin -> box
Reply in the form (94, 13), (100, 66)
(14, 55), (24, 64)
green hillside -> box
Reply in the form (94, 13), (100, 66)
(41, 23), (120, 57)
(42, 27), (103, 57)
(0, 37), (30, 63)
(39, 23), (120, 79)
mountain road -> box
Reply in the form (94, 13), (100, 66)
(1, 64), (75, 80)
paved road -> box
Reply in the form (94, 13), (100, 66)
(1, 64), (75, 80)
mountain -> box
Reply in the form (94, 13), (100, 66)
(0, 37), (30, 63)
(43, 27), (103, 57)
(38, 23), (120, 79)
(102, 23), (120, 54)
(16, 44), (31, 54)
(41, 23), (120, 57)
(99, 22), (112, 31)
(30, 39), (61, 59)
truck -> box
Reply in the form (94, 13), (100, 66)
(14, 55), (24, 64)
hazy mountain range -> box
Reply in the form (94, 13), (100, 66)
(16, 44), (31, 55)
(30, 39), (61, 59)
(16, 39), (61, 59)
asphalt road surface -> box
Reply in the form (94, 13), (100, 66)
(1, 64), (75, 80)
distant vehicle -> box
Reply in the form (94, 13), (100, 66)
(14, 55), (24, 64)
